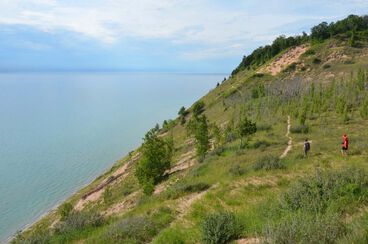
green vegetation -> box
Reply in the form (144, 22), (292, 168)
(186, 114), (210, 161)
(253, 155), (285, 171)
(237, 113), (257, 148)
(232, 14), (368, 75)
(14, 15), (368, 244)
(202, 212), (242, 244)
(135, 128), (173, 195)
(264, 168), (368, 243)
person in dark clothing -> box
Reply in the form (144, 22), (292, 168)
(304, 138), (311, 157)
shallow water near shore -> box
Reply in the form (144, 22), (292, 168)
(0, 72), (224, 242)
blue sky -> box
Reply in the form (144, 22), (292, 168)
(0, 0), (368, 73)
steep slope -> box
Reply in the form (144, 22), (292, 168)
(13, 16), (368, 244)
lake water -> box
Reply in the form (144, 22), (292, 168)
(0, 72), (224, 242)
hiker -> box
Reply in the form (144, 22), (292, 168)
(341, 134), (349, 156)
(304, 138), (310, 157)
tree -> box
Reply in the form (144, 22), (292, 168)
(311, 22), (330, 41)
(349, 29), (357, 47)
(192, 101), (205, 118)
(178, 106), (188, 125)
(194, 115), (209, 161)
(178, 106), (187, 117)
(135, 129), (173, 195)
(237, 115), (257, 148)
(211, 124), (224, 149)
(186, 115), (209, 161)
(154, 123), (160, 132)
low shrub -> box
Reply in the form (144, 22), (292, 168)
(290, 124), (309, 134)
(304, 49), (316, 56)
(165, 182), (210, 199)
(250, 140), (271, 150)
(12, 230), (51, 244)
(263, 168), (368, 243)
(150, 207), (175, 229)
(152, 228), (185, 244)
(253, 155), (286, 171)
(283, 62), (297, 73)
(312, 57), (322, 64)
(202, 211), (242, 244)
(208, 146), (225, 157)
(264, 213), (345, 244)
(323, 63), (331, 69)
(105, 216), (157, 243)
(229, 164), (246, 176)
(256, 124), (272, 131)
(280, 168), (368, 213)
(55, 211), (104, 235)
(58, 202), (73, 221)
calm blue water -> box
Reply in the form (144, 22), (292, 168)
(0, 72), (224, 242)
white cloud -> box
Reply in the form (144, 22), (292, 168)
(0, 1), (367, 59)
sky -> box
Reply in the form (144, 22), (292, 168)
(0, 0), (368, 73)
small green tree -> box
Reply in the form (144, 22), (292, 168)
(154, 123), (160, 132)
(178, 106), (186, 117)
(59, 202), (73, 221)
(192, 101), (205, 118)
(349, 29), (357, 47)
(237, 116), (257, 148)
(103, 186), (113, 204)
(135, 129), (173, 195)
(211, 124), (224, 149)
(194, 115), (209, 161)
(299, 108), (307, 126)
(178, 106), (187, 125)
(186, 115), (209, 161)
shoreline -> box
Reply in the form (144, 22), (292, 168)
(5, 154), (126, 243)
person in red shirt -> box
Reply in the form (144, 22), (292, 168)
(341, 134), (349, 156)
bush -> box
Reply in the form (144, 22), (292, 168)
(150, 206), (175, 229)
(253, 155), (286, 171)
(312, 57), (322, 64)
(250, 140), (271, 149)
(58, 202), (73, 221)
(153, 229), (185, 244)
(264, 168), (368, 243)
(105, 216), (157, 243)
(12, 230), (51, 244)
(290, 124), (309, 134)
(323, 63), (331, 69)
(229, 164), (246, 176)
(256, 124), (272, 131)
(165, 182), (210, 199)
(202, 212), (242, 244)
(192, 101), (205, 117)
(209, 146), (225, 156)
(304, 49), (316, 56)
(103, 186), (113, 204)
(55, 211), (104, 235)
(283, 62), (297, 73)
(280, 168), (368, 213)
(264, 213), (345, 244)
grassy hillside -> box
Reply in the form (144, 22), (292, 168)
(13, 16), (368, 244)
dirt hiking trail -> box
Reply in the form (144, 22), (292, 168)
(280, 116), (292, 159)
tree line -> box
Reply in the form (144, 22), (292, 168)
(231, 15), (368, 76)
